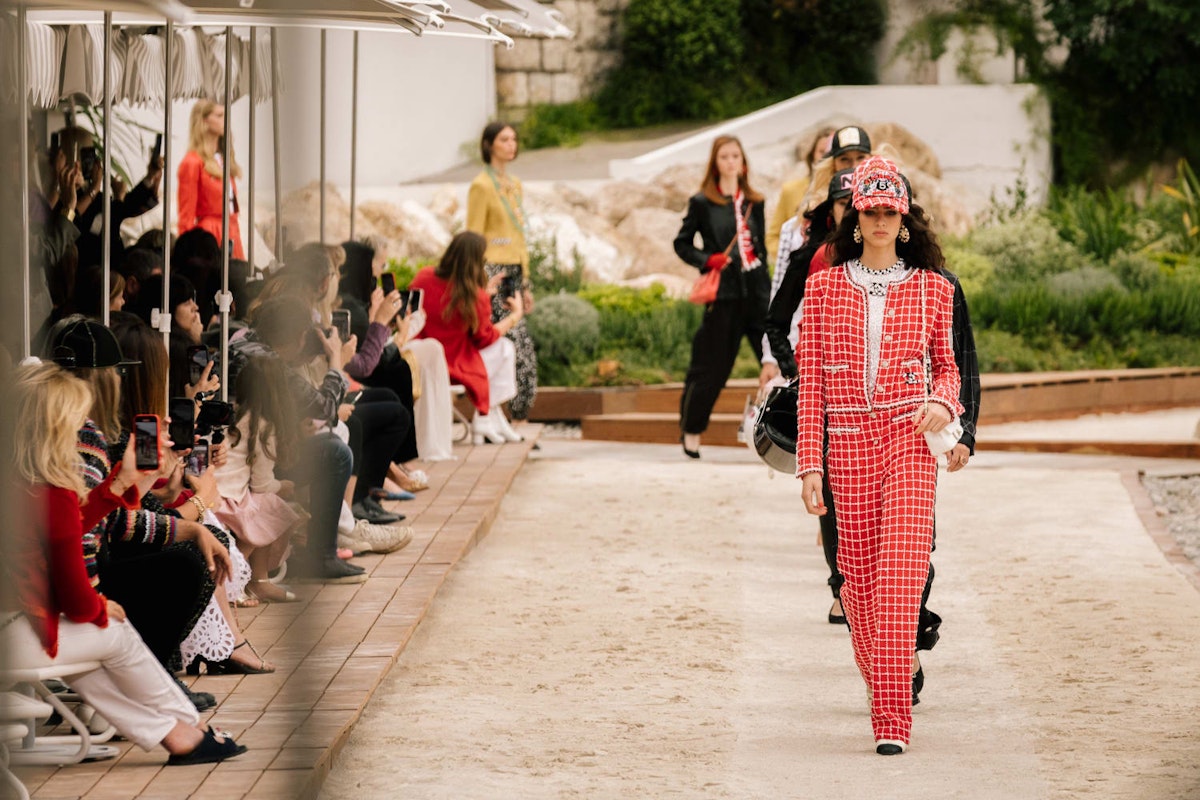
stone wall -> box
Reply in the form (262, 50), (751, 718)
(494, 0), (628, 112)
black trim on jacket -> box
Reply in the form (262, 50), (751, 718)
(673, 192), (770, 306)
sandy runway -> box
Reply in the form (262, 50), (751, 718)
(322, 441), (1200, 799)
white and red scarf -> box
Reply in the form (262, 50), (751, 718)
(733, 189), (759, 272)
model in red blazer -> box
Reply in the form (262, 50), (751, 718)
(177, 150), (244, 260)
(410, 266), (500, 414)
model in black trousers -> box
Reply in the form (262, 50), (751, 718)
(680, 297), (765, 434)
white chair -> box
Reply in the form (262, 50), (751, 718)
(1, 663), (118, 766)
(449, 384), (473, 443)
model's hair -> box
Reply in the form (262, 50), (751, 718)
(227, 356), (300, 472)
(248, 294), (313, 350)
(73, 365), (122, 442)
(435, 231), (488, 334)
(188, 99), (242, 180)
(701, 136), (764, 205)
(109, 312), (168, 431)
(827, 203), (945, 271)
(481, 121), (517, 165)
(802, 126), (836, 172)
(12, 362), (92, 498)
(802, 196), (843, 247)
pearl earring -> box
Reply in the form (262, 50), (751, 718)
(852, 225), (862, 244)
(899, 224), (911, 243)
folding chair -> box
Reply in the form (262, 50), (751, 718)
(1, 662), (119, 766)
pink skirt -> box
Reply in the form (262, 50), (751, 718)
(214, 491), (301, 572)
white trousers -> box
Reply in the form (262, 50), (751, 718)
(404, 338), (455, 461)
(480, 336), (517, 413)
(2, 615), (199, 751)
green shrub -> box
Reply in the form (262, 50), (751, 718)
(1043, 266), (1125, 299)
(1107, 249), (1162, 291)
(967, 211), (1091, 283)
(520, 101), (603, 150)
(384, 257), (427, 290)
(943, 245), (995, 296)
(1045, 185), (1148, 262)
(528, 237), (586, 296)
(526, 294), (601, 387)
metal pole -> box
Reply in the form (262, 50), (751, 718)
(349, 31), (358, 242)
(247, 27), (256, 275)
(101, 11), (112, 326)
(271, 28), (282, 261)
(18, 5), (31, 358)
(161, 21), (174, 355)
(220, 26), (232, 401)
(319, 30), (326, 242)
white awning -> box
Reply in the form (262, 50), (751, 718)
(441, 0), (572, 39)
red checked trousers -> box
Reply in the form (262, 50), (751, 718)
(825, 406), (936, 745)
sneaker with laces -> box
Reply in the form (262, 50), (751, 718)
(338, 520), (413, 554)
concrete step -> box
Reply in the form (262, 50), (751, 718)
(581, 412), (746, 448)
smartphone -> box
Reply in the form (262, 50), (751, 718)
(500, 275), (519, 300)
(152, 133), (163, 157)
(168, 396), (195, 452)
(50, 131), (60, 152)
(80, 146), (98, 176)
(395, 290), (411, 319)
(185, 440), (209, 477)
(332, 309), (351, 342)
(133, 414), (161, 471)
(380, 272), (396, 295)
(187, 345), (210, 386)
(408, 288), (423, 314)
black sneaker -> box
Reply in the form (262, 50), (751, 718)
(167, 726), (248, 766)
(174, 677), (216, 711)
(294, 556), (368, 584)
(352, 497), (404, 524)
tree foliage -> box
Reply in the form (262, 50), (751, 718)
(902, 0), (1200, 186)
(596, 0), (887, 127)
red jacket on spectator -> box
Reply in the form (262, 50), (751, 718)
(410, 267), (499, 414)
(177, 150), (244, 260)
(11, 474), (138, 657)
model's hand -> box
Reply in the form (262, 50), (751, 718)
(177, 521), (232, 584)
(913, 402), (952, 434)
(369, 289), (403, 326)
(758, 362), (780, 393)
(210, 440), (228, 469)
(185, 360), (219, 399)
(105, 599), (127, 623)
(801, 473), (827, 516)
(945, 443), (971, 473)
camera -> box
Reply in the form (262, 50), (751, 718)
(196, 399), (233, 437)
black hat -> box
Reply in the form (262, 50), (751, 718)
(830, 126), (871, 158)
(828, 168), (856, 200)
(46, 315), (140, 370)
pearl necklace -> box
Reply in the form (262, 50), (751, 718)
(852, 258), (908, 297)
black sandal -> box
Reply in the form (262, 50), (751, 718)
(167, 726), (248, 766)
(191, 640), (276, 675)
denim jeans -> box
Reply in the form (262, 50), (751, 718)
(278, 432), (353, 560)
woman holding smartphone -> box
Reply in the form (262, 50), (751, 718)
(466, 121), (537, 425)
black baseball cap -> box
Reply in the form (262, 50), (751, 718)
(828, 168), (856, 200)
(46, 315), (141, 370)
(830, 126), (872, 158)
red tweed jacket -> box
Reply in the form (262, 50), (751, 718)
(796, 264), (963, 477)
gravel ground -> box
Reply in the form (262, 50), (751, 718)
(1143, 473), (1200, 562)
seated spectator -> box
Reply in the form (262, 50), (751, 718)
(127, 273), (219, 400)
(229, 296), (375, 582)
(173, 228), (223, 329)
(213, 356), (303, 604)
(274, 244), (417, 528)
(1, 361), (246, 765)
(116, 246), (163, 308)
(47, 125), (163, 273)
(411, 231), (523, 444)
(342, 239), (456, 463)
(72, 264), (126, 318)
(109, 312), (273, 673)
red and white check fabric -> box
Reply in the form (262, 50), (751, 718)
(852, 156), (909, 214)
(793, 264), (962, 746)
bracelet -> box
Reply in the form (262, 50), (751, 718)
(187, 494), (208, 519)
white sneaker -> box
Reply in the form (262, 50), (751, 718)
(338, 520), (413, 554)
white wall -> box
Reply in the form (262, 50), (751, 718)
(266, 27), (494, 192)
(608, 84), (1052, 216)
